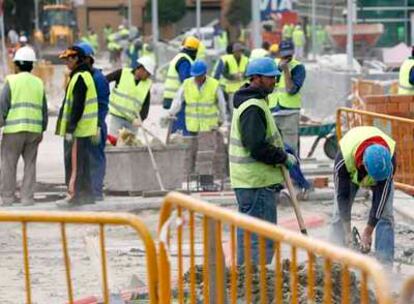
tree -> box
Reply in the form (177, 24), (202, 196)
(145, 0), (186, 26)
(226, 0), (251, 27)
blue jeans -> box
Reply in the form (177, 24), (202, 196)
(235, 186), (280, 265)
(88, 124), (107, 200)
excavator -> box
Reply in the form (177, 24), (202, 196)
(35, 2), (77, 62)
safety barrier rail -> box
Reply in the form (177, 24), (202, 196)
(0, 211), (158, 304)
(398, 276), (414, 304)
(157, 192), (393, 304)
(337, 107), (414, 193)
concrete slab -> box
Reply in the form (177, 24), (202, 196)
(394, 190), (414, 225)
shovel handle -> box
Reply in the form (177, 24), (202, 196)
(282, 167), (308, 235)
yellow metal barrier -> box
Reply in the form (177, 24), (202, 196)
(398, 276), (414, 304)
(0, 211), (159, 304)
(337, 107), (414, 194)
(157, 192), (393, 304)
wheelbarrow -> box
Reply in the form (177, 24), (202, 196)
(299, 122), (338, 159)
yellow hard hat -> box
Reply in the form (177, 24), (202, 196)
(270, 43), (279, 53)
(183, 36), (200, 50)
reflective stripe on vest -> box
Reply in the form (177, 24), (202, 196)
(398, 59), (414, 95)
(109, 68), (152, 122)
(276, 58), (302, 109)
(229, 98), (284, 188)
(183, 77), (219, 132)
(4, 72), (44, 134)
(339, 126), (396, 187)
(56, 71), (98, 137)
(223, 55), (248, 94)
(163, 53), (193, 99)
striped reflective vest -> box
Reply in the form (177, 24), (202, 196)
(109, 68), (152, 122)
(56, 71), (98, 137)
(275, 58), (302, 109)
(183, 77), (220, 132)
(268, 58), (280, 110)
(163, 53), (193, 100)
(339, 126), (396, 187)
(292, 29), (305, 47)
(4, 72), (44, 134)
(229, 98), (284, 188)
(222, 54), (248, 94)
(398, 58), (414, 95)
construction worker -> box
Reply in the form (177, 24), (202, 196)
(76, 42), (110, 201)
(398, 46), (414, 95)
(163, 36), (200, 135)
(331, 126), (396, 265)
(229, 57), (296, 264)
(0, 47), (47, 206)
(142, 42), (155, 61)
(87, 28), (99, 53)
(107, 32), (122, 65)
(166, 60), (228, 173)
(269, 40), (306, 155)
(269, 43), (279, 59)
(214, 42), (249, 116)
(56, 45), (98, 207)
(316, 25), (327, 55)
(103, 24), (113, 45)
(106, 56), (155, 135)
(282, 23), (293, 41)
(292, 25), (305, 59)
(249, 41), (270, 60)
(196, 39), (206, 60)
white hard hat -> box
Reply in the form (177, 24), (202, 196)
(13, 46), (37, 62)
(19, 35), (28, 43)
(137, 56), (155, 75)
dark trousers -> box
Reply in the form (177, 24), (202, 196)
(64, 137), (94, 204)
(88, 125), (107, 199)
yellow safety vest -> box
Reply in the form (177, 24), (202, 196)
(292, 29), (305, 47)
(229, 98), (284, 188)
(56, 71), (98, 137)
(340, 126), (395, 187)
(183, 76), (220, 132)
(398, 58), (414, 95)
(163, 53), (193, 100)
(109, 68), (152, 122)
(275, 58), (302, 109)
(4, 72), (45, 134)
(223, 54), (248, 94)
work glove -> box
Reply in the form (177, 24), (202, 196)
(342, 221), (352, 247)
(132, 118), (142, 128)
(65, 133), (73, 143)
(91, 127), (101, 146)
(284, 153), (297, 170)
(361, 225), (373, 254)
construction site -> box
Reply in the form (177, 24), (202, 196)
(0, 0), (413, 303)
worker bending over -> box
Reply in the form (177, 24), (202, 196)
(331, 126), (396, 265)
(106, 56), (155, 135)
(398, 46), (414, 95)
(167, 60), (228, 174)
(229, 57), (297, 264)
(0, 47), (48, 206)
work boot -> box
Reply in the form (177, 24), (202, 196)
(1, 196), (19, 206)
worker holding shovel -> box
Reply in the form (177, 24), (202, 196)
(330, 126), (396, 265)
(229, 57), (297, 264)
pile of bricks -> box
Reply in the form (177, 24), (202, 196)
(363, 95), (414, 118)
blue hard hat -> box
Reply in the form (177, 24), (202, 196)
(191, 60), (208, 77)
(363, 144), (392, 182)
(245, 57), (281, 77)
(279, 40), (295, 57)
(75, 42), (94, 57)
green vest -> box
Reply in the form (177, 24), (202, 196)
(229, 98), (284, 188)
(339, 126), (396, 187)
(276, 58), (302, 109)
(292, 29), (305, 47)
(268, 58), (280, 110)
(103, 27), (113, 40)
(197, 42), (206, 60)
(223, 54), (248, 94)
(109, 68), (152, 122)
(282, 24), (293, 39)
(398, 58), (414, 95)
(56, 71), (98, 138)
(142, 43), (155, 60)
(4, 72), (44, 134)
(88, 33), (99, 52)
(163, 53), (193, 100)
(183, 76), (220, 132)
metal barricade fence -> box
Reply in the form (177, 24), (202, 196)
(157, 192), (393, 304)
(0, 211), (159, 304)
(336, 107), (414, 194)
(398, 276), (414, 304)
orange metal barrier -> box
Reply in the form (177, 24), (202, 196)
(337, 107), (414, 193)
(157, 192), (393, 304)
(0, 211), (159, 304)
(398, 276), (414, 304)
